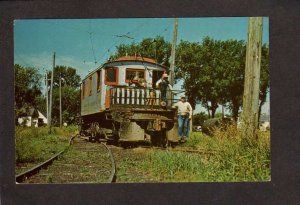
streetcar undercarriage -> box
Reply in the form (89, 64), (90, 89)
(80, 108), (179, 148)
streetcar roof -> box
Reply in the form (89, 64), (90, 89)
(82, 56), (167, 80)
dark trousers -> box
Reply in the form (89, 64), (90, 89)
(161, 91), (167, 102)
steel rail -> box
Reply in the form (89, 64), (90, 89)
(139, 145), (217, 155)
(100, 142), (117, 183)
(16, 135), (76, 183)
(168, 147), (217, 155)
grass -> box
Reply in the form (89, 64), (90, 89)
(15, 126), (78, 164)
(15, 124), (270, 182)
(139, 123), (271, 182)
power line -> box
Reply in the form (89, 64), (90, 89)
(89, 32), (97, 65)
(89, 21), (98, 65)
(15, 53), (32, 67)
(94, 21), (150, 64)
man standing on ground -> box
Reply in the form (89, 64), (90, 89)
(174, 96), (193, 142)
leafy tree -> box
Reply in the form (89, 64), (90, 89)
(49, 66), (81, 88)
(176, 37), (267, 121)
(47, 66), (81, 125)
(258, 44), (270, 122)
(176, 40), (203, 109)
(113, 36), (172, 68)
(176, 37), (226, 117)
(218, 39), (246, 121)
(15, 64), (42, 122)
(51, 85), (80, 125)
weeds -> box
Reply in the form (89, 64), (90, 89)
(15, 126), (76, 164)
(140, 123), (270, 182)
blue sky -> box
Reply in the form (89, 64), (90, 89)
(14, 17), (269, 114)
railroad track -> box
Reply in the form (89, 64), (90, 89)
(139, 145), (217, 155)
(16, 136), (116, 184)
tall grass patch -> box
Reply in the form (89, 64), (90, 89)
(139, 123), (270, 182)
(15, 126), (74, 163)
(210, 123), (270, 181)
(144, 151), (207, 181)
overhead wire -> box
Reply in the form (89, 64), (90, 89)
(19, 20), (171, 77)
(15, 53), (32, 68)
(95, 20), (148, 64)
(89, 20), (98, 65)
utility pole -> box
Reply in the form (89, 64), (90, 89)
(49, 52), (55, 134)
(59, 67), (62, 128)
(241, 17), (263, 140)
(169, 17), (178, 87)
(45, 72), (49, 125)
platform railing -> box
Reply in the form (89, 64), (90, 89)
(109, 86), (177, 108)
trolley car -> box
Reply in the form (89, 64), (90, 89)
(80, 56), (179, 147)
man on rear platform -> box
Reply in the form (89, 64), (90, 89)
(155, 73), (175, 105)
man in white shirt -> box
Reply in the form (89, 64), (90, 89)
(174, 96), (193, 142)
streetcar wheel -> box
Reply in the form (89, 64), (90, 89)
(161, 137), (168, 148)
(88, 136), (93, 142)
(169, 141), (176, 148)
(120, 141), (130, 149)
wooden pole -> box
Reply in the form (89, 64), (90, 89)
(241, 17), (263, 140)
(59, 67), (62, 128)
(168, 18), (178, 107)
(45, 72), (49, 125)
(169, 18), (178, 86)
(48, 52), (55, 134)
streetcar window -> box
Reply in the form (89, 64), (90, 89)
(88, 76), (92, 96)
(82, 81), (85, 99)
(125, 68), (145, 82)
(105, 67), (119, 85)
(96, 70), (101, 92)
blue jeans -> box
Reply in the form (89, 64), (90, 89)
(178, 115), (190, 137)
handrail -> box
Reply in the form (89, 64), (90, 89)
(109, 86), (181, 107)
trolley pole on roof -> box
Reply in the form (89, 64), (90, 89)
(48, 52), (55, 134)
(241, 17), (263, 140)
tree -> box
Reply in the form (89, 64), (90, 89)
(52, 85), (80, 125)
(113, 36), (172, 68)
(258, 44), (270, 122)
(176, 37), (226, 117)
(50, 66), (81, 88)
(219, 40), (246, 121)
(176, 37), (252, 121)
(176, 40), (203, 109)
(15, 64), (42, 122)
(47, 66), (81, 125)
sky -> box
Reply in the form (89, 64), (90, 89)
(14, 17), (270, 114)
